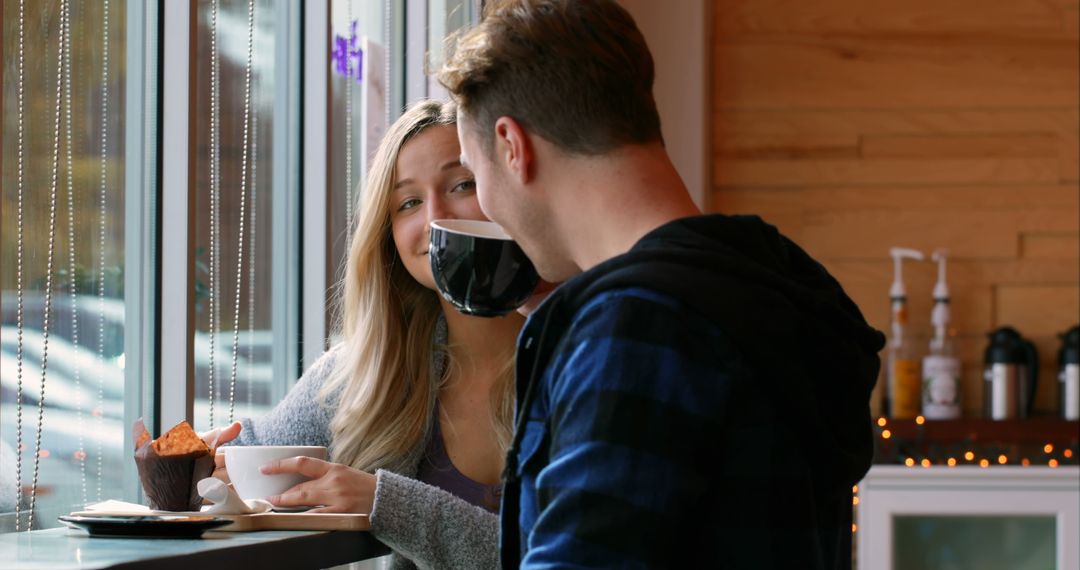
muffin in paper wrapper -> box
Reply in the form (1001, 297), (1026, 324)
(133, 419), (216, 512)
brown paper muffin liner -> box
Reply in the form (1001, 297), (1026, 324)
(133, 419), (215, 512)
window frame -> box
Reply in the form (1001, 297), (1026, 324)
(159, 0), (196, 435)
(152, 0), (475, 501)
(2, 0), (478, 519)
(122, 0), (161, 503)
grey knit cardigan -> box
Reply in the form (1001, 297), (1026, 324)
(230, 333), (499, 570)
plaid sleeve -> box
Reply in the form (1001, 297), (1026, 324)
(521, 288), (740, 568)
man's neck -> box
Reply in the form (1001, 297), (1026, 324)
(552, 144), (701, 272)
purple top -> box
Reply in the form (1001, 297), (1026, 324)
(416, 410), (503, 513)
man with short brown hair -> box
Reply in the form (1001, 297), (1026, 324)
(440, 1), (884, 568)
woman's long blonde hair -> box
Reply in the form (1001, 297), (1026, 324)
(320, 99), (514, 473)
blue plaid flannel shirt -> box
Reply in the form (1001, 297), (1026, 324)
(510, 286), (738, 568)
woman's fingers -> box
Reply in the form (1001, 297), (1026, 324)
(259, 458), (329, 508)
(267, 480), (327, 509)
(260, 456), (332, 478)
(211, 465), (230, 485)
(263, 464), (377, 514)
(198, 421), (242, 448)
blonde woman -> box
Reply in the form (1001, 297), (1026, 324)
(210, 99), (524, 569)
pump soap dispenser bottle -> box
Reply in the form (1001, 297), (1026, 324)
(922, 250), (961, 419)
(886, 247), (925, 419)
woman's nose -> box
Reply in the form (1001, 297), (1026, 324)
(424, 197), (452, 244)
(425, 196), (452, 223)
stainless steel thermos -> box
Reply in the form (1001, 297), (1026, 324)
(1058, 325), (1079, 421)
(983, 327), (1039, 420)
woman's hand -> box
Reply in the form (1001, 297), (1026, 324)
(197, 421), (242, 484)
(260, 457), (377, 514)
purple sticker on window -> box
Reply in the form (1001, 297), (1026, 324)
(331, 20), (364, 83)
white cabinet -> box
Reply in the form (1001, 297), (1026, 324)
(858, 466), (1079, 569)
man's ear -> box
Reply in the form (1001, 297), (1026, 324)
(494, 116), (533, 185)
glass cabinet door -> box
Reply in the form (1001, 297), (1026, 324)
(858, 466), (1078, 570)
(893, 515), (1056, 569)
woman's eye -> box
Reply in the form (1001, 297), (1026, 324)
(397, 198), (421, 212)
(451, 179), (476, 193)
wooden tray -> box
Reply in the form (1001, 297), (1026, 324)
(68, 510), (370, 532)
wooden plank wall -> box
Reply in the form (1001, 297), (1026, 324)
(710, 0), (1080, 417)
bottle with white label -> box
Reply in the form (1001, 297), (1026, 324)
(922, 250), (961, 419)
(886, 247), (924, 419)
(1058, 325), (1079, 421)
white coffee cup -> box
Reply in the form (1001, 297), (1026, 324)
(223, 445), (328, 501)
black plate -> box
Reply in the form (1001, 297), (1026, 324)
(58, 515), (232, 538)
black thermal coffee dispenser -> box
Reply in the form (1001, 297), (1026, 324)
(983, 327), (1039, 420)
(1058, 325), (1079, 420)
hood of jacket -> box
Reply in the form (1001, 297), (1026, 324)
(515, 214), (885, 490)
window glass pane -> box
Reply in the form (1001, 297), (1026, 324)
(426, 0), (474, 97)
(191, 0), (282, 431)
(329, 0), (475, 288)
(894, 515), (1056, 570)
(329, 0), (390, 289)
(2, 0), (127, 531)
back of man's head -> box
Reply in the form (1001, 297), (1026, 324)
(438, 0), (663, 156)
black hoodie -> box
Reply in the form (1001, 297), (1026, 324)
(501, 214), (885, 569)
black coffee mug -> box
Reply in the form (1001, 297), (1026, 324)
(429, 219), (540, 317)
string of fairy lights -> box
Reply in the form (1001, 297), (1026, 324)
(872, 416), (1077, 469)
(851, 415), (1079, 536)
